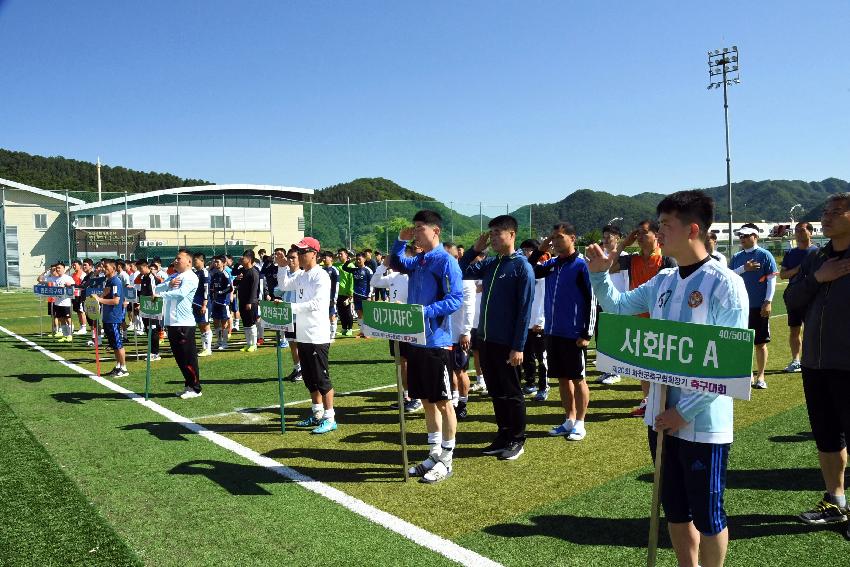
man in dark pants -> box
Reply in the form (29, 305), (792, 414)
(135, 259), (162, 361)
(459, 215), (535, 461)
(779, 221), (818, 373)
(335, 249), (356, 337)
(785, 193), (850, 535)
(237, 250), (261, 352)
(155, 250), (201, 399)
(519, 239), (548, 400)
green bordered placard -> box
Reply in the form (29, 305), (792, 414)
(361, 301), (426, 345)
(139, 296), (163, 319)
(259, 301), (293, 331)
(595, 312), (754, 401)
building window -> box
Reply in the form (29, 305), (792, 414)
(150, 215), (161, 229)
(34, 214), (48, 230)
(94, 215), (110, 228)
(122, 214), (133, 228)
(210, 215), (231, 229)
(297, 217), (306, 231)
(170, 214), (180, 229)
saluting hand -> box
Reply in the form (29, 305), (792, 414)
(399, 227), (415, 241)
(584, 244), (614, 273)
(473, 232), (490, 253)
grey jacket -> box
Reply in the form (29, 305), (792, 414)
(784, 242), (850, 371)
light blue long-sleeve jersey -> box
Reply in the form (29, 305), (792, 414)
(590, 259), (748, 444)
(155, 269), (199, 327)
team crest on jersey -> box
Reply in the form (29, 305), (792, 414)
(688, 290), (704, 308)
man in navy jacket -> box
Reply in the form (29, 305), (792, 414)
(459, 215), (535, 461)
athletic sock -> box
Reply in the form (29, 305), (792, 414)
(323, 408), (335, 422)
(61, 324), (71, 337)
(403, 389), (409, 400)
(426, 431), (442, 454)
(829, 493), (847, 507)
(311, 403), (324, 420)
(203, 330), (213, 351)
(440, 439), (455, 467)
(247, 325), (257, 346)
(573, 419), (585, 431)
(459, 396), (468, 404)
(295, 363), (302, 372)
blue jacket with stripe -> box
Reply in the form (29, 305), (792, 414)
(390, 239), (463, 348)
(529, 250), (597, 340)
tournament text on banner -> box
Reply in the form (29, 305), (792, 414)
(360, 301), (426, 344)
(259, 301), (293, 331)
(595, 312), (754, 401)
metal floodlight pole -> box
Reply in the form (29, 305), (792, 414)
(707, 45), (741, 255)
(124, 192), (129, 259)
(65, 189), (71, 263)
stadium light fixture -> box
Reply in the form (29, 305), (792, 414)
(706, 45), (742, 254)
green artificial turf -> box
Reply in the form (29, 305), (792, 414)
(0, 395), (141, 566)
(3, 283), (848, 566)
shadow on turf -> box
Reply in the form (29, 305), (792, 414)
(483, 513), (824, 546)
(168, 460), (286, 494)
(769, 431), (814, 443)
(636, 467), (826, 491)
(51, 391), (173, 404)
(14, 372), (81, 383)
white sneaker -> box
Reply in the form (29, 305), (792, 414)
(74, 328), (88, 335)
(113, 369), (129, 378)
(408, 452), (440, 477)
(175, 387), (190, 397)
(419, 460), (452, 484)
(601, 373), (621, 385)
(198, 349), (213, 357)
(567, 426), (587, 441)
(179, 389), (202, 399)
(216, 344), (227, 351)
(86, 339), (95, 347)
(149, 354), (161, 361)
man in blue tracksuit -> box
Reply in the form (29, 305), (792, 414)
(528, 223), (597, 441)
(459, 215), (535, 461)
(390, 210), (463, 484)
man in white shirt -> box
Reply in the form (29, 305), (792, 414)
(276, 237), (336, 434)
(445, 243), (476, 419)
(155, 250), (201, 399)
(51, 262), (76, 342)
(371, 246), (422, 412)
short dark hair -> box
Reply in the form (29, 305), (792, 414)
(519, 239), (540, 249)
(707, 232), (718, 242)
(637, 219), (661, 233)
(553, 222), (577, 236)
(740, 222), (759, 231)
(355, 252), (365, 259)
(321, 250), (335, 258)
(796, 222), (814, 233)
(193, 252), (206, 261)
(257, 249), (267, 256)
(602, 225), (622, 237)
(135, 259), (148, 266)
(656, 190), (714, 237)
(488, 215), (518, 232)
(177, 249), (192, 258)
(242, 250), (255, 262)
(362, 248), (372, 254)
(827, 192), (850, 209)
(412, 209), (443, 228)
(102, 259), (116, 270)
(337, 248), (349, 254)
(83, 258), (94, 266)
(274, 247), (286, 254)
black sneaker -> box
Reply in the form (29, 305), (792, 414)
(498, 440), (525, 461)
(105, 367), (121, 376)
(286, 369), (303, 382)
(799, 494), (848, 525)
(481, 438), (509, 456)
(456, 401), (468, 420)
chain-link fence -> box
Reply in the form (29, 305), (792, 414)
(1, 185), (820, 288)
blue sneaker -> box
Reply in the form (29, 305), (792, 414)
(295, 415), (320, 427)
(548, 422), (574, 437)
(522, 384), (538, 395)
(534, 387), (550, 402)
(279, 338), (289, 348)
(312, 418), (337, 434)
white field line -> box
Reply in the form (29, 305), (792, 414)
(190, 383), (397, 422)
(0, 325), (502, 567)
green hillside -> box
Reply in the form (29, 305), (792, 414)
(0, 148), (211, 197)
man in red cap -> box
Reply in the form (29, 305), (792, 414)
(276, 237), (338, 434)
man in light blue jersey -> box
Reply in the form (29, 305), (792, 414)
(586, 190), (748, 567)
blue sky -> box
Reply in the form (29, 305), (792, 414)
(1, 1), (848, 206)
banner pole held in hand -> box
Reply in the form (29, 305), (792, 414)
(647, 385), (667, 567)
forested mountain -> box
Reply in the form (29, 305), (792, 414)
(0, 148), (211, 196)
(1, 148), (845, 249)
